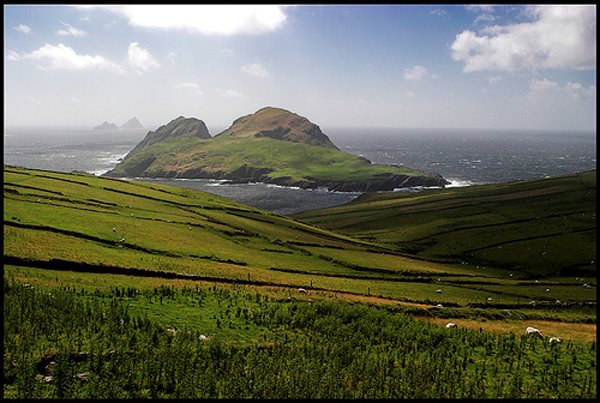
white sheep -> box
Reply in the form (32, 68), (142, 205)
(526, 326), (542, 338)
(548, 336), (562, 344)
(445, 322), (457, 329)
(298, 288), (307, 294)
(199, 334), (209, 341)
(435, 289), (442, 293)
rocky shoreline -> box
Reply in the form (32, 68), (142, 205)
(106, 164), (449, 192)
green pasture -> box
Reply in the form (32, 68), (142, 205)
(108, 134), (425, 182)
(3, 166), (596, 322)
(296, 170), (596, 277)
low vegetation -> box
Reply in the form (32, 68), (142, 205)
(296, 170), (596, 277)
(3, 165), (596, 398)
(3, 277), (596, 398)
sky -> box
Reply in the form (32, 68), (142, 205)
(3, 4), (597, 132)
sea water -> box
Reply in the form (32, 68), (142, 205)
(4, 126), (596, 214)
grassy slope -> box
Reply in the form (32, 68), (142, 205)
(108, 134), (428, 181)
(3, 166), (596, 326)
(295, 170), (597, 278)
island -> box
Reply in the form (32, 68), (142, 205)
(121, 117), (143, 129)
(103, 106), (449, 191)
(93, 121), (119, 130)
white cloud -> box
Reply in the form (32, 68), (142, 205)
(565, 82), (596, 98)
(14, 24), (31, 34)
(488, 76), (502, 84)
(168, 51), (176, 65)
(175, 82), (200, 89)
(219, 89), (243, 98)
(127, 42), (160, 73)
(529, 78), (560, 93)
(529, 78), (596, 99)
(464, 5), (496, 13)
(7, 50), (21, 61)
(429, 9), (447, 17)
(57, 22), (87, 37)
(8, 42), (160, 75)
(10, 43), (124, 73)
(403, 65), (438, 81)
(473, 13), (495, 25)
(79, 5), (288, 35)
(451, 5), (596, 72)
(241, 63), (270, 78)
(175, 82), (203, 95)
(219, 48), (234, 56)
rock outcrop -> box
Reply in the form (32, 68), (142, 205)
(217, 106), (339, 149)
(130, 116), (211, 151)
(121, 117), (143, 129)
(93, 121), (118, 130)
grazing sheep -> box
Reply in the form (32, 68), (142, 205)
(166, 327), (177, 336)
(487, 297), (492, 302)
(75, 372), (91, 382)
(436, 304), (443, 308)
(545, 288), (550, 292)
(199, 334), (209, 341)
(445, 322), (457, 329)
(548, 336), (562, 344)
(435, 289), (442, 293)
(298, 288), (307, 294)
(35, 374), (54, 383)
(526, 326), (543, 338)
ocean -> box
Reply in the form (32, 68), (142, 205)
(3, 126), (596, 215)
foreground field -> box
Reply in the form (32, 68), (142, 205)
(3, 274), (596, 398)
(3, 166), (596, 398)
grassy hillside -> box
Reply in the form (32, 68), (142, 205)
(4, 165), (596, 316)
(295, 171), (597, 278)
(3, 166), (596, 398)
(106, 133), (430, 183)
(191, 136), (427, 182)
(105, 107), (447, 190)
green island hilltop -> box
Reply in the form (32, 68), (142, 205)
(104, 106), (449, 192)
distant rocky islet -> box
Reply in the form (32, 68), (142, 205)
(93, 117), (143, 130)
